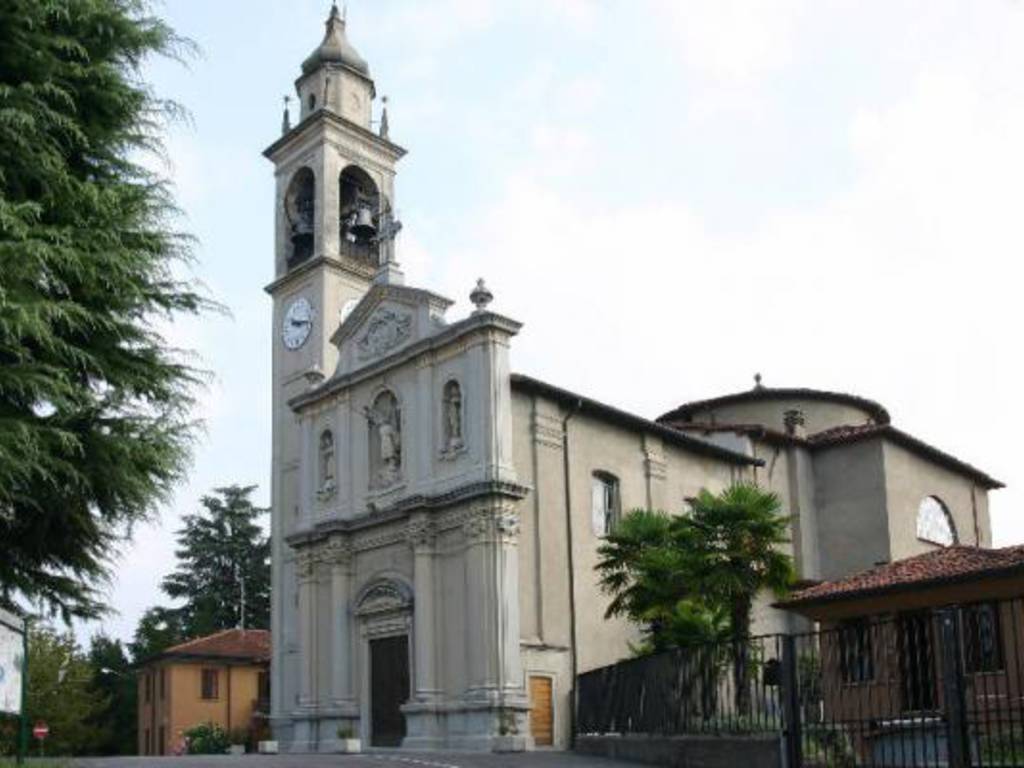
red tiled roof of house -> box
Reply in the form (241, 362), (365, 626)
(156, 628), (271, 663)
(781, 545), (1024, 607)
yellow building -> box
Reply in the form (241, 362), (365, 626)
(136, 629), (270, 755)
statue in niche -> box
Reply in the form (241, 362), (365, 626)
(442, 380), (464, 455)
(365, 391), (401, 488)
(318, 429), (336, 499)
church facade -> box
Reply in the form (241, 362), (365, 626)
(265, 9), (1003, 753)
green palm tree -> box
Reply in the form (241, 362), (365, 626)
(597, 510), (728, 651)
(686, 483), (795, 712)
(596, 483), (795, 711)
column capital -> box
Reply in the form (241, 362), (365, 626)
(407, 514), (437, 550)
(323, 535), (354, 567)
(295, 546), (320, 583)
(463, 503), (520, 545)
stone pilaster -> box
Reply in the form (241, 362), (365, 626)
(325, 537), (356, 710)
(402, 515), (444, 750)
(295, 546), (319, 712)
(456, 502), (529, 752)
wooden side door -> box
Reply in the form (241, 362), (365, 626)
(529, 675), (554, 747)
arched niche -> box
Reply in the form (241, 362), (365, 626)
(339, 164), (381, 263)
(366, 389), (401, 489)
(318, 429), (336, 498)
(441, 379), (465, 456)
(285, 167), (315, 267)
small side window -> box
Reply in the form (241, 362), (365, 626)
(591, 472), (620, 537)
(201, 668), (219, 700)
(307, 93), (316, 112)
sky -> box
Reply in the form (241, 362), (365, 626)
(82, 0), (1024, 645)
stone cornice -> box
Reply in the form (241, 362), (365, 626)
(289, 311), (523, 412)
(263, 108), (407, 164)
(264, 254), (374, 296)
(285, 479), (530, 548)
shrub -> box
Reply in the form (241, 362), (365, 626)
(183, 722), (230, 755)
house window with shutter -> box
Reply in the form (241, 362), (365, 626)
(201, 668), (219, 700)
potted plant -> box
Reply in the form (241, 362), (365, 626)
(228, 727), (249, 755)
(493, 708), (526, 752)
(336, 724), (361, 754)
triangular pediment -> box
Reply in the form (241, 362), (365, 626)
(331, 283), (453, 375)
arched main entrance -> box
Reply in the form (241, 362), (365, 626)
(355, 578), (414, 747)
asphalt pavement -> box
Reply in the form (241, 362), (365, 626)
(68, 752), (634, 768)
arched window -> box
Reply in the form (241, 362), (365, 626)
(318, 429), (335, 495)
(917, 496), (957, 546)
(442, 380), (464, 454)
(285, 167), (315, 267)
(591, 472), (620, 537)
(366, 390), (401, 489)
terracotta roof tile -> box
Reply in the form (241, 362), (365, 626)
(661, 421), (1002, 489)
(781, 545), (1024, 607)
(158, 629), (271, 663)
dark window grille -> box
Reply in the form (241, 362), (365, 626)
(963, 601), (1003, 673)
(201, 668), (219, 700)
(838, 619), (874, 684)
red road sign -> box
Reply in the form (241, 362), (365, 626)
(32, 721), (49, 740)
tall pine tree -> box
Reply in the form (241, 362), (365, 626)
(162, 485), (270, 637)
(0, 1), (211, 620)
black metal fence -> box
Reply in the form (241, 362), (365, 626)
(576, 597), (1024, 767)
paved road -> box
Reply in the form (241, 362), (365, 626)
(69, 753), (632, 768)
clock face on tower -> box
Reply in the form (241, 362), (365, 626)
(282, 297), (314, 350)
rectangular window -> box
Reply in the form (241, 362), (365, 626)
(258, 670), (270, 702)
(839, 619), (874, 684)
(201, 668), (219, 700)
(159, 668), (166, 700)
(144, 672), (152, 703)
(964, 602), (1004, 673)
(591, 472), (620, 537)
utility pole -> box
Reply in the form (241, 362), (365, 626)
(239, 573), (247, 631)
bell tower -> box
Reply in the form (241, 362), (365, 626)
(264, 4), (405, 743)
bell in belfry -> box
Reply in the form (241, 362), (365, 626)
(350, 205), (377, 241)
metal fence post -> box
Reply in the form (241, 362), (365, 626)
(780, 634), (802, 768)
(938, 608), (970, 768)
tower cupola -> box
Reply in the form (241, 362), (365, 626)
(294, 3), (375, 127)
(302, 4), (369, 77)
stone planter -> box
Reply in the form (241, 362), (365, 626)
(493, 734), (528, 753)
(336, 737), (361, 754)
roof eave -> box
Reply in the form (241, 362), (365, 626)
(511, 374), (762, 468)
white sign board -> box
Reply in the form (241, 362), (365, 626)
(0, 608), (24, 715)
